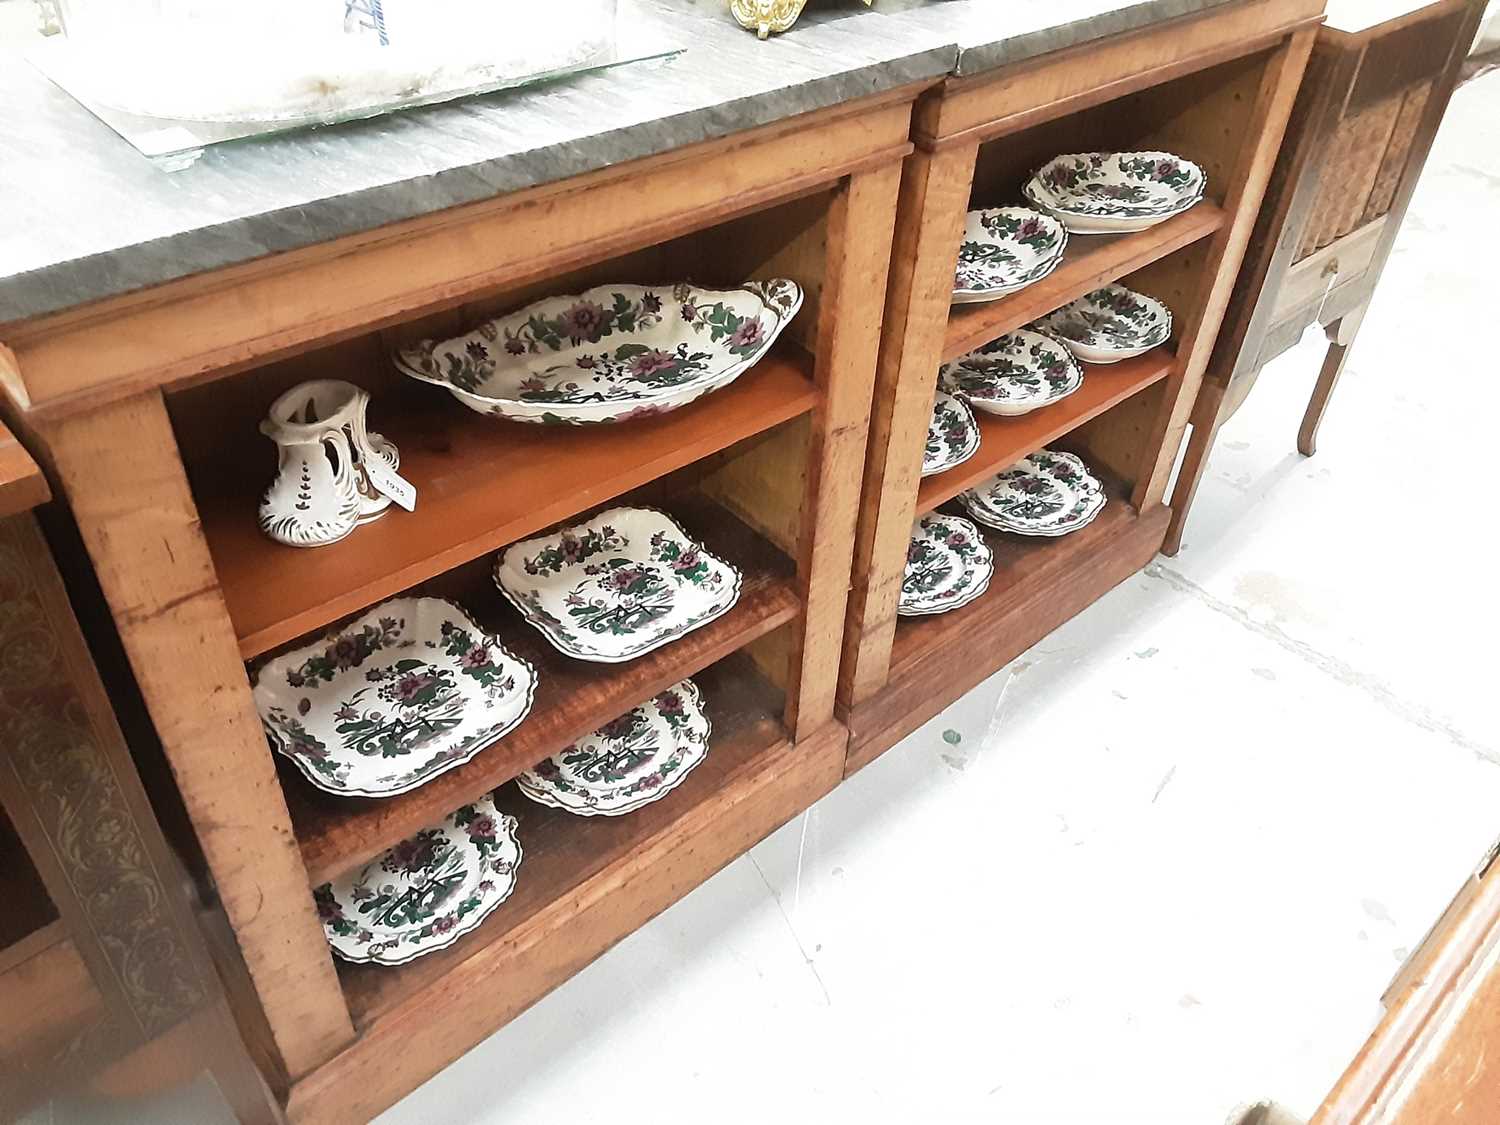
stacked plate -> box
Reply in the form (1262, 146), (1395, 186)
(1037, 284), (1172, 364)
(939, 328), (1083, 417)
(923, 390), (981, 477)
(517, 679), (710, 816)
(960, 450), (1106, 537)
(899, 514), (994, 616)
(1023, 151), (1206, 234)
(953, 206), (1068, 303)
(394, 279), (803, 424)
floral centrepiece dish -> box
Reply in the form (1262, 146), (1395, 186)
(900, 514), (994, 616)
(1037, 284), (1173, 363)
(1023, 152), (1207, 234)
(494, 507), (741, 663)
(393, 280), (803, 424)
(953, 206), (1068, 303)
(254, 598), (536, 799)
(314, 794), (521, 966)
(939, 328), (1084, 417)
(923, 391), (981, 478)
(516, 679), (710, 816)
(960, 450), (1106, 537)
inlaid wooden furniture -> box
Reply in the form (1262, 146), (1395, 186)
(1163, 0), (1485, 555)
(836, 0), (1322, 774)
(0, 421), (279, 1124)
(0, 89), (918, 1122)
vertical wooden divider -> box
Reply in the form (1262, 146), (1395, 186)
(1129, 27), (1319, 510)
(838, 142), (978, 709)
(784, 162), (905, 741)
(32, 392), (354, 1080)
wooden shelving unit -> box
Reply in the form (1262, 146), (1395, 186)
(1, 85), (920, 1123)
(837, 2), (1322, 769)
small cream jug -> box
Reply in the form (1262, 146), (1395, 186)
(258, 380), (400, 548)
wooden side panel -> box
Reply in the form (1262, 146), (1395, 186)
(838, 142), (977, 708)
(0, 419), (48, 518)
(31, 395), (354, 1079)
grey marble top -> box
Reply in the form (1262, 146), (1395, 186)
(0, 0), (1247, 325)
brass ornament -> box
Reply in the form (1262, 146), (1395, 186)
(730, 0), (871, 39)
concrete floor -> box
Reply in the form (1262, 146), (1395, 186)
(376, 71), (1500, 1125)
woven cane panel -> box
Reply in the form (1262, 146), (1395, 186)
(1363, 80), (1434, 224)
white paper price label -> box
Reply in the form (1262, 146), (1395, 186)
(363, 455), (418, 512)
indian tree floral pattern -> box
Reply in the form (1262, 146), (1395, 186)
(899, 514), (994, 617)
(939, 328), (1084, 417)
(253, 598), (536, 798)
(1023, 152), (1206, 232)
(314, 795), (522, 965)
(1038, 284), (1173, 363)
(392, 280), (803, 424)
(494, 507), (742, 663)
(960, 449), (1106, 538)
(952, 207), (1068, 302)
(923, 391), (981, 478)
(516, 679), (711, 816)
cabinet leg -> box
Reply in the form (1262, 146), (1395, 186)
(1298, 309), (1364, 456)
(1163, 380), (1229, 557)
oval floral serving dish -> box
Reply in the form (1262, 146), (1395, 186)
(939, 328), (1084, 417)
(253, 597), (536, 799)
(1036, 284), (1173, 363)
(953, 206), (1068, 303)
(314, 794), (521, 966)
(900, 514), (994, 617)
(923, 391), (981, 478)
(494, 507), (741, 664)
(960, 450), (1106, 537)
(393, 279), (803, 424)
(516, 679), (710, 816)
(1023, 151), (1206, 233)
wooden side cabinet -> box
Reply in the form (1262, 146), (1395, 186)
(837, 0), (1322, 774)
(0, 422), (279, 1124)
(1164, 0), (1486, 554)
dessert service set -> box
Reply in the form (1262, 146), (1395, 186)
(903, 151), (1202, 619)
(252, 280), (803, 966)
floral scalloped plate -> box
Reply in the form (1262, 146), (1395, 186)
(254, 598), (537, 799)
(1037, 284), (1173, 363)
(923, 390), (981, 478)
(516, 679), (710, 816)
(900, 514), (994, 616)
(939, 328), (1084, 417)
(392, 279), (802, 425)
(314, 795), (521, 965)
(494, 507), (741, 663)
(960, 450), (1106, 537)
(1023, 151), (1207, 234)
(953, 206), (1068, 303)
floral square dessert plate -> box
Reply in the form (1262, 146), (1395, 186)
(254, 597), (536, 799)
(516, 679), (710, 816)
(494, 507), (741, 663)
(939, 328), (1084, 417)
(393, 279), (802, 424)
(923, 391), (981, 478)
(900, 514), (994, 617)
(1023, 152), (1206, 234)
(953, 207), (1068, 303)
(960, 450), (1106, 537)
(314, 795), (521, 966)
(1037, 285), (1173, 364)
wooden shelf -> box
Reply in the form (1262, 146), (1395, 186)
(915, 348), (1175, 516)
(941, 204), (1226, 363)
(846, 473), (1171, 775)
(198, 350), (819, 659)
(285, 498), (800, 886)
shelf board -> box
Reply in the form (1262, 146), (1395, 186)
(916, 347), (1174, 516)
(332, 656), (838, 1035)
(847, 473), (1171, 775)
(942, 203), (1226, 363)
(199, 349), (819, 659)
(286, 499), (800, 886)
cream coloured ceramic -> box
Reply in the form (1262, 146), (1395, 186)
(939, 328), (1084, 417)
(899, 514), (994, 616)
(1023, 151), (1206, 233)
(1037, 284), (1173, 363)
(952, 206), (1068, 303)
(959, 450), (1106, 537)
(923, 390), (982, 477)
